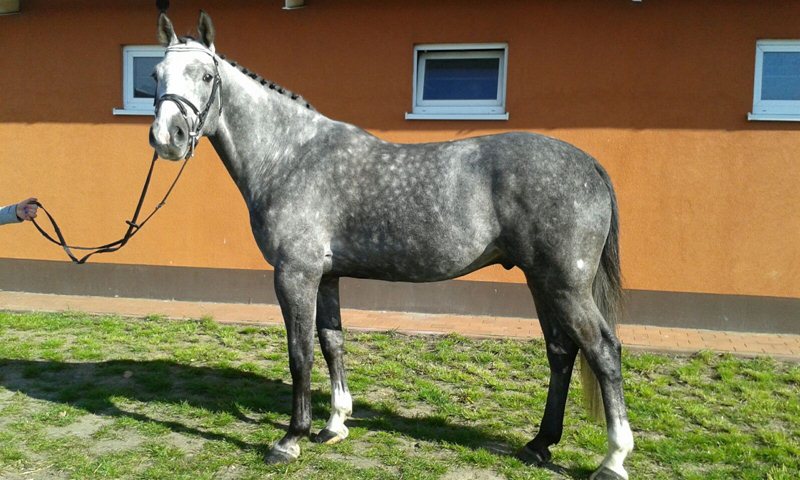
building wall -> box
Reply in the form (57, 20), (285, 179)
(1, 1), (798, 329)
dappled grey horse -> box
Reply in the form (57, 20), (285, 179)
(149, 12), (633, 480)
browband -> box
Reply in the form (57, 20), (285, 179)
(165, 44), (217, 57)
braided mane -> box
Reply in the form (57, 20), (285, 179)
(219, 54), (316, 111)
(176, 36), (315, 111)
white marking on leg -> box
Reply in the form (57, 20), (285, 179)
(325, 383), (352, 439)
(595, 418), (633, 480)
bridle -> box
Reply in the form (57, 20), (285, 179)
(31, 44), (223, 264)
(154, 44), (223, 159)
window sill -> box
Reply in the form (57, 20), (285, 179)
(113, 108), (155, 116)
(405, 112), (509, 121)
(747, 112), (800, 122)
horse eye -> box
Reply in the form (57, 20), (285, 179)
(203, 73), (213, 83)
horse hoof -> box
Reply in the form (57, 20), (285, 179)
(515, 444), (551, 466)
(590, 466), (627, 480)
(264, 446), (299, 465)
(314, 427), (347, 445)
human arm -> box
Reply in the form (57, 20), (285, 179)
(0, 204), (21, 225)
(0, 198), (38, 225)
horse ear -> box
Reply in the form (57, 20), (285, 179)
(157, 12), (178, 46)
(197, 10), (216, 52)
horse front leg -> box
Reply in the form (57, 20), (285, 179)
(265, 266), (321, 464)
(313, 276), (353, 445)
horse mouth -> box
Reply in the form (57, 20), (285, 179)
(153, 146), (186, 161)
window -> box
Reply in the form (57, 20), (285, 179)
(749, 40), (800, 121)
(113, 46), (165, 115)
(406, 43), (509, 120)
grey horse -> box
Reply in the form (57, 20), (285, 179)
(149, 11), (633, 480)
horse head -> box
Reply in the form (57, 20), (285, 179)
(149, 11), (222, 161)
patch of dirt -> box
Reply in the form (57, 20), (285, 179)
(396, 403), (437, 419)
(45, 415), (111, 439)
(480, 440), (515, 456)
(212, 465), (243, 480)
(359, 386), (438, 420)
(322, 452), (382, 470)
(441, 467), (505, 480)
(92, 430), (146, 455)
(0, 388), (18, 402)
(0, 470), (69, 480)
(164, 431), (205, 455)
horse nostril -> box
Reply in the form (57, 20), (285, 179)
(171, 126), (186, 143)
(149, 128), (156, 145)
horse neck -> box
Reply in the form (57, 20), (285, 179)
(208, 63), (325, 203)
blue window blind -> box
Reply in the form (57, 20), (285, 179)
(761, 52), (800, 101)
(423, 57), (500, 101)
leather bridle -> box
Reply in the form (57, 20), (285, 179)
(154, 45), (223, 159)
(31, 44), (223, 264)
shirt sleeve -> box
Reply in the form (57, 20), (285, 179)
(0, 204), (21, 226)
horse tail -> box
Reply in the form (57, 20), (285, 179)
(580, 162), (623, 424)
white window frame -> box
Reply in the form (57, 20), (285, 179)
(113, 45), (165, 116)
(748, 40), (800, 122)
(406, 43), (509, 121)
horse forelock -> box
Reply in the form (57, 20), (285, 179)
(177, 35), (198, 44)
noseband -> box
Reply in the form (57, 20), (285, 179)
(155, 45), (223, 159)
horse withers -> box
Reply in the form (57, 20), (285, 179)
(150, 11), (633, 480)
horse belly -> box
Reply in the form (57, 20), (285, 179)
(330, 220), (501, 282)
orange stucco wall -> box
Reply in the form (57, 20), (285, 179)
(1, 0), (798, 299)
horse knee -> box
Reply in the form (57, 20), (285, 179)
(605, 329), (622, 355)
(585, 346), (622, 380)
(318, 328), (345, 355)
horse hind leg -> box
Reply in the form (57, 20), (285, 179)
(583, 318), (634, 480)
(313, 276), (353, 445)
(513, 247), (631, 477)
(553, 286), (633, 480)
(516, 276), (580, 466)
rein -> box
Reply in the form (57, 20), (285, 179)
(32, 44), (222, 264)
(32, 150), (189, 264)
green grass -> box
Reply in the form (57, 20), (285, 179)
(0, 311), (797, 479)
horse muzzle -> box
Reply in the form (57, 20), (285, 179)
(149, 121), (189, 161)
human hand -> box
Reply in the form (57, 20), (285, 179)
(15, 198), (38, 221)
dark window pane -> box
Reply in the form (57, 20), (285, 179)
(422, 57), (500, 100)
(133, 56), (162, 98)
(762, 52), (800, 101)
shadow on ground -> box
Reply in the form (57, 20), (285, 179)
(0, 358), (592, 479)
